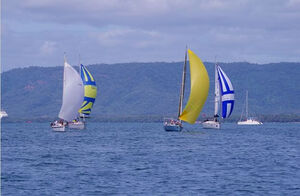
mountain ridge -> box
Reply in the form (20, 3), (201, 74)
(2, 61), (300, 121)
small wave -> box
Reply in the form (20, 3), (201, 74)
(135, 167), (151, 171)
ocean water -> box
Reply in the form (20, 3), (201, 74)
(1, 122), (300, 195)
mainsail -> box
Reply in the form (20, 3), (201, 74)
(217, 65), (234, 118)
(58, 61), (84, 121)
(78, 64), (97, 116)
(214, 64), (220, 117)
(179, 49), (210, 124)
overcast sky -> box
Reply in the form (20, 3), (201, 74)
(2, 0), (300, 70)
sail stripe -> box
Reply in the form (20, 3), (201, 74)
(222, 90), (234, 95)
(218, 67), (233, 92)
(218, 71), (228, 92)
(217, 65), (234, 118)
(78, 64), (97, 115)
(81, 64), (96, 85)
(222, 100), (234, 117)
(83, 69), (88, 82)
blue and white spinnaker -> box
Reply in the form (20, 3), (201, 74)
(217, 65), (234, 118)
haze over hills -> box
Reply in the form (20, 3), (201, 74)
(1, 61), (300, 121)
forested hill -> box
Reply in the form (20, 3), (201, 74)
(2, 62), (300, 121)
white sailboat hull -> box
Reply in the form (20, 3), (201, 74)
(51, 120), (67, 131)
(0, 110), (8, 118)
(52, 125), (66, 132)
(202, 120), (220, 129)
(237, 119), (262, 125)
(68, 121), (85, 129)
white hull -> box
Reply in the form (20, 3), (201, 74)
(0, 111), (8, 118)
(202, 120), (220, 129)
(52, 125), (66, 132)
(237, 119), (262, 125)
(68, 121), (85, 129)
(51, 120), (67, 131)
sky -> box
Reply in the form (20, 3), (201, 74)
(2, 0), (300, 70)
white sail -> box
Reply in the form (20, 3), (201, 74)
(58, 61), (84, 121)
(214, 64), (220, 117)
(245, 90), (249, 119)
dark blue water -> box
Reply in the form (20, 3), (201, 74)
(1, 122), (300, 195)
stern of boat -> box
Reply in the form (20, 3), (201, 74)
(163, 118), (183, 132)
(202, 120), (220, 129)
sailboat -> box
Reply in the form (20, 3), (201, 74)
(51, 57), (84, 131)
(237, 90), (262, 125)
(0, 110), (8, 119)
(68, 64), (97, 129)
(202, 64), (234, 129)
(164, 49), (210, 131)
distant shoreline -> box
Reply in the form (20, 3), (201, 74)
(2, 114), (300, 123)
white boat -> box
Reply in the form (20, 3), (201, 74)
(0, 110), (8, 119)
(237, 118), (262, 125)
(68, 120), (85, 129)
(164, 48), (209, 131)
(202, 119), (220, 129)
(237, 91), (262, 125)
(203, 64), (234, 129)
(51, 120), (67, 131)
(51, 56), (84, 131)
(69, 63), (97, 130)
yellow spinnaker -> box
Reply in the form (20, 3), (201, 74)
(179, 49), (210, 124)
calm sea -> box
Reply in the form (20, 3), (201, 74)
(1, 122), (300, 195)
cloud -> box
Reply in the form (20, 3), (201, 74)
(40, 41), (57, 55)
(5, 0), (299, 31)
(2, 0), (300, 70)
(93, 27), (160, 48)
(1, 0), (265, 27)
(287, 0), (300, 7)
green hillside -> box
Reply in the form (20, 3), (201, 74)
(1, 62), (300, 121)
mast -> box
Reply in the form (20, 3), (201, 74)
(246, 90), (249, 119)
(63, 53), (67, 86)
(61, 53), (67, 119)
(78, 54), (81, 74)
(214, 63), (220, 118)
(178, 48), (187, 119)
(78, 54), (85, 121)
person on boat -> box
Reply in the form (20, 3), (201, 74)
(51, 120), (59, 127)
(58, 119), (64, 126)
(175, 121), (181, 126)
(214, 114), (219, 122)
